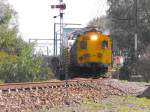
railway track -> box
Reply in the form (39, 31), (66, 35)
(0, 78), (103, 93)
(0, 78), (144, 112)
(0, 78), (126, 95)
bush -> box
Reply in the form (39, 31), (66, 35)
(0, 0), (53, 83)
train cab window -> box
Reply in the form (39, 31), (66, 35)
(80, 41), (87, 49)
(102, 41), (108, 48)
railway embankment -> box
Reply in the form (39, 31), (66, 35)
(0, 78), (149, 112)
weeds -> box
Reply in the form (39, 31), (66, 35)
(38, 96), (150, 112)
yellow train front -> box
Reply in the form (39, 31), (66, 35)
(69, 29), (112, 76)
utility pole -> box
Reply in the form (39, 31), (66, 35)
(53, 23), (81, 56)
(59, 0), (63, 56)
(54, 23), (56, 55)
(134, 0), (138, 58)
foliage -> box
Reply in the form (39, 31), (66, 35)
(107, 0), (150, 52)
(107, 0), (150, 81)
(0, 40), (52, 83)
(0, 0), (53, 83)
(87, 16), (111, 32)
(128, 45), (150, 82)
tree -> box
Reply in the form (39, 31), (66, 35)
(107, 0), (150, 81)
(0, 0), (53, 83)
(87, 16), (111, 32)
(107, 0), (150, 54)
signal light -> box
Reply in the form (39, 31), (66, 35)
(51, 4), (66, 10)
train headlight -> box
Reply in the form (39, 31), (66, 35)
(90, 35), (98, 41)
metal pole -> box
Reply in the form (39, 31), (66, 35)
(60, 14), (64, 56)
(56, 32), (58, 55)
(54, 23), (56, 56)
(54, 23), (81, 56)
(59, 0), (62, 56)
(29, 39), (31, 43)
(134, 33), (137, 53)
(134, 0), (138, 57)
(47, 46), (49, 56)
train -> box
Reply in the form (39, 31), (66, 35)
(51, 28), (112, 79)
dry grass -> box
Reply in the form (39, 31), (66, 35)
(38, 95), (150, 112)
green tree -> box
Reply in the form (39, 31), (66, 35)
(107, 0), (150, 81)
(0, 0), (53, 83)
(107, 0), (150, 54)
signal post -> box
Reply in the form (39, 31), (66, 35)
(51, 1), (66, 56)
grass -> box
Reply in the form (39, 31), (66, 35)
(101, 96), (150, 112)
(81, 98), (104, 112)
(38, 96), (150, 112)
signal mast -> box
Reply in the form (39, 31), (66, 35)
(51, 0), (66, 56)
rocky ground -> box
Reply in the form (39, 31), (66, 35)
(39, 79), (150, 112)
(41, 95), (150, 112)
(0, 79), (149, 112)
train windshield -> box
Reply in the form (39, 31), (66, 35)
(80, 41), (87, 49)
(102, 41), (108, 48)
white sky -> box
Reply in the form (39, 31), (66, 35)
(8, 0), (108, 41)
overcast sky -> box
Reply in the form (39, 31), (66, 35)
(8, 0), (108, 41)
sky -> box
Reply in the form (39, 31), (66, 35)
(8, 0), (108, 41)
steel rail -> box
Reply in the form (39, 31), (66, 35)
(0, 78), (100, 92)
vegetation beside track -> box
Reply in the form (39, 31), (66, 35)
(0, 1), (53, 83)
(0, 78), (149, 112)
(39, 96), (150, 112)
